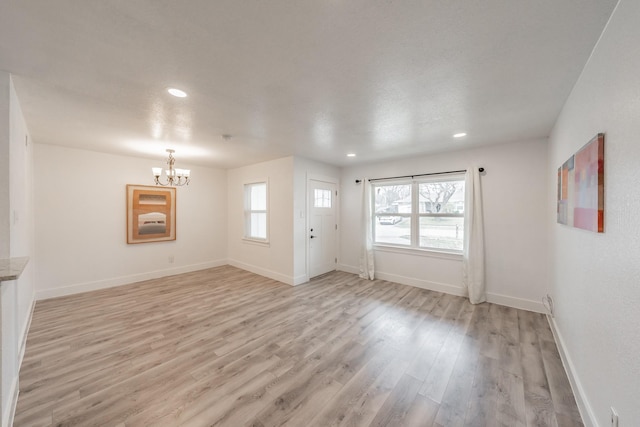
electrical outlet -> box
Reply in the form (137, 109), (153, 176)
(610, 407), (618, 427)
(168, 255), (174, 263)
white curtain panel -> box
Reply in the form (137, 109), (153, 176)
(359, 178), (375, 280)
(463, 167), (486, 304)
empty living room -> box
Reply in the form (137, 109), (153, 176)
(1, 1), (638, 426)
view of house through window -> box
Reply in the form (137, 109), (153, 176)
(373, 177), (465, 251)
(244, 182), (268, 240)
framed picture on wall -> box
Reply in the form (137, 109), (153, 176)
(573, 133), (604, 232)
(556, 133), (604, 233)
(126, 185), (176, 244)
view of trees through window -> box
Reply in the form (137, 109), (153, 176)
(373, 179), (465, 251)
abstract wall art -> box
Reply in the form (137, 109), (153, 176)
(127, 185), (176, 244)
(557, 133), (604, 233)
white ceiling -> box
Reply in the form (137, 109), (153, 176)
(0, 1), (617, 169)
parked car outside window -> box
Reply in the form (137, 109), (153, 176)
(378, 215), (401, 225)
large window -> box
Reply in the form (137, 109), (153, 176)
(244, 182), (268, 241)
(373, 177), (465, 252)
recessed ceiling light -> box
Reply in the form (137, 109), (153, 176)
(167, 88), (187, 98)
(453, 132), (467, 138)
(347, 153), (356, 157)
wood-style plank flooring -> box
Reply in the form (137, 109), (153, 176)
(14, 266), (582, 426)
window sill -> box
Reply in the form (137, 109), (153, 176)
(373, 244), (463, 260)
(242, 238), (270, 247)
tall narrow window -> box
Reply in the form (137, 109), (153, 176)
(244, 182), (268, 241)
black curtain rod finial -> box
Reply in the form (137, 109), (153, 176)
(479, 167), (485, 173)
(355, 179), (362, 184)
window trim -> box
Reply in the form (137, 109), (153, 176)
(243, 180), (269, 243)
(371, 174), (465, 254)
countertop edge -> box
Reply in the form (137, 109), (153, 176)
(0, 256), (30, 282)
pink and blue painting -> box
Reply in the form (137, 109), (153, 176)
(556, 133), (604, 233)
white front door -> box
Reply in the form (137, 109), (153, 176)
(308, 179), (337, 278)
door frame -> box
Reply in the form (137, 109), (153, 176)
(306, 174), (340, 280)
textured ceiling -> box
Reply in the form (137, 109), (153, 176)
(0, 1), (617, 168)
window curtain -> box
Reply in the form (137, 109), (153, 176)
(359, 178), (375, 280)
(463, 167), (486, 304)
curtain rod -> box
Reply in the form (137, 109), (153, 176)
(355, 167), (484, 184)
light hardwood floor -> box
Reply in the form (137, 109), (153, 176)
(14, 266), (582, 427)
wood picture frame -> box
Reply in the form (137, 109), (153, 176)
(126, 185), (176, 244)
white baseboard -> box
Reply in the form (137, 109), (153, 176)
(546, 315), (597, 427)
(337, 263), (359, 275)
(376, 271), (467, 297)
(337, 263), (544, 312)
(35, 259), (227, 300)
(3, 374), (18, 427)
(227, 259), (294, 286)
(486, 292), (545, 313)
(339, 262), (466, 295)
(292, 274), (309, 286)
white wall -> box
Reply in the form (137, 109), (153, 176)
(340, 139), (549, 312)
(226, 155), (338, 286)
(33, 144), (227, 299)
(292, 157), (340, 284)
(0, 72), (9, 259)
(548, 1), (640, 425)
(227, 156), (295, 284)
(0, 74), (36, 427)
(9, 77), (35, 352)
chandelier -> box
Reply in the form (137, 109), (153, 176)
(152, 149), (190, 186)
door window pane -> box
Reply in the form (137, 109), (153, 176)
(314, 189), (332, 208)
